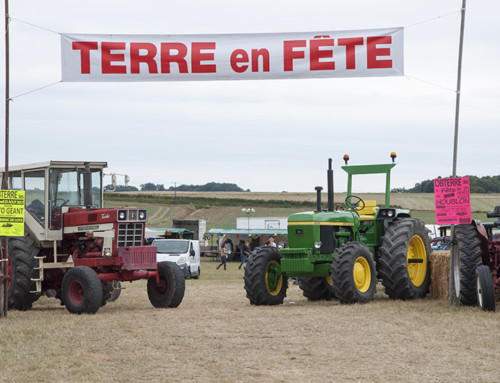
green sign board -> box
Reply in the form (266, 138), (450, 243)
(0, 190), (25, 236)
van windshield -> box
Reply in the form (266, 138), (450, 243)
(154, 240), (189, 254)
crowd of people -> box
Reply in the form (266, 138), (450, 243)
(216, 235), (277, 271)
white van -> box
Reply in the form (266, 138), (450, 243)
(152, 239), (201, 279)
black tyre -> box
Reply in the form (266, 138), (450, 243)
(298, 276), (336, 301)
(7, 233), (40, 310)
(147, 262), (185, 308)
(476, 265), (495, 312)
(332, 242), (377, 304)
(167, 263), (185, 308)
(101, 280), (122, 305)
(108, 281), (122, 302)
(378, 218), (431, 300)
(193, 266), (200, 279)
(244, 246), (288, 305)
(453, 224), (483, 306)
(62, 266), (103, 314)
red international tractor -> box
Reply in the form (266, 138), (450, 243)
(453, 206), (500, 312)
(1, 161), (184, 314)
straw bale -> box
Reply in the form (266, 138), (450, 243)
(429, 250), (451, 300)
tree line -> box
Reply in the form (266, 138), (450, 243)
(105, 182), (248, 192)
(391, 175), (500, 193)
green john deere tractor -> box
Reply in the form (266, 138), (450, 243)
(244, 153), (431, 305)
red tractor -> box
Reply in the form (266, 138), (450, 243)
(2, 161), (184, 314)
(453, 206), (500, 312)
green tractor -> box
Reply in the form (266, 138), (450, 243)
(244, 154), (431, 305)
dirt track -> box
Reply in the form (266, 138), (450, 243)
(0, 260), (498, 383)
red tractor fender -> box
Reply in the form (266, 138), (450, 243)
(472, 220), (490, 262)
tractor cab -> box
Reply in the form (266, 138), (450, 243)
(1, 161), (106, 243)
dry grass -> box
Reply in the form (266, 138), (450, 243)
(0, 260), (498, 383)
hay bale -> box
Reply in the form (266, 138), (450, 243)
(429, 250), (451, 300)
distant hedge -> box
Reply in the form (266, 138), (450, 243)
(104, 192), (317, 209)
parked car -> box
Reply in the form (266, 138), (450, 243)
(152, 239), (201, 279)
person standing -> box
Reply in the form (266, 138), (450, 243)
(223, 238), (234, 261)
(238, 241), (251, 270)
(269, 235), (277, 247)
(216, 247), (228, 270)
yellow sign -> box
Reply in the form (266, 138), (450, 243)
(0, 190), (25, 236)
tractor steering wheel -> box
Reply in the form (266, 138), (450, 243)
(52, 198), (69, 207)
(345, 195), (365, 211)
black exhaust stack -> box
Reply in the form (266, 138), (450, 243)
(315, 186), (323, 212)
(83, 162), (93, 209)
(327, 158), (334, 211)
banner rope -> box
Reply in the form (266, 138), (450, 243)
(405, 8), (463, 29)
(403, 75), (457, 93)
(8, 15), (61, 35)
(8, 81), (61, 101)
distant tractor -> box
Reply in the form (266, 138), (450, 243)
(244, 154), (431, 305)
(453, 207), (500, 312)
(2, 161), (185, 314)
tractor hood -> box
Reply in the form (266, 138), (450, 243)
(287, 210), (359, 250)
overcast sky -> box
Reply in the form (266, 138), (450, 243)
(1, 1), (499, 192)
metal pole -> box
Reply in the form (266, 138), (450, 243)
(452, 0), (466, 177)
(2, 0), (10, 317)
(449, 0), (467, 305)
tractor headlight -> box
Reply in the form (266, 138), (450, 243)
(278, 241), (285, 249)
(118, 210), (127, 221)
(139, 210), (147, 220)
(177, 257), (187, 264)
(314, 241), (322, 249)
(103, 248), (112, 256)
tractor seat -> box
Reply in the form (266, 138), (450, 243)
(356, 200), (379, 221)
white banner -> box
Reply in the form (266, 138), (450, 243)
(61, 28), (403, 82)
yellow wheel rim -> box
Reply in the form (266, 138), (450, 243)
(407, 235), (427, 287)
(353, 256), (371, 293)
(325, 275), (333, 287)
(265, 260), (283, 296)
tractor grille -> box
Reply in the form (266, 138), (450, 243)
(117, 223), (144, 247)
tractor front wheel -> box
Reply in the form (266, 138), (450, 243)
(452, 224), (483, 306)
(298, 276), (336, 301)
(61, 266), (103, 314)
(378, 218), (431, 300)
(147, 262), (185, 308)
(244, 246), (288, 305)
(331, 242), (377, 304)
(476, 265), (495, 312)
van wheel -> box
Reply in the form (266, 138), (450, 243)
(193, 266), (200, 279)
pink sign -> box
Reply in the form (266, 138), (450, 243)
(434, 177), (471, 225)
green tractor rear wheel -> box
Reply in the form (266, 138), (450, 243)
(244, 246), (288, 305)
(298, 276), (336, 301)
(331, 242), (377, 304)
(378, 218), (431, 300)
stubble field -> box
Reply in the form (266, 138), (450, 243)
(0, 259), (498, 383)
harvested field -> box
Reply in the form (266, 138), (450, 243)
(0, 259), (498, 383)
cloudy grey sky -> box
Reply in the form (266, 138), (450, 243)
(1, 1), (499, 192)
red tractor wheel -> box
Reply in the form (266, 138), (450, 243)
(61, 266), (103, 314)
(147, 262), (185, 308)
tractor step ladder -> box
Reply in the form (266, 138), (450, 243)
(31, 255), (46, 294)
